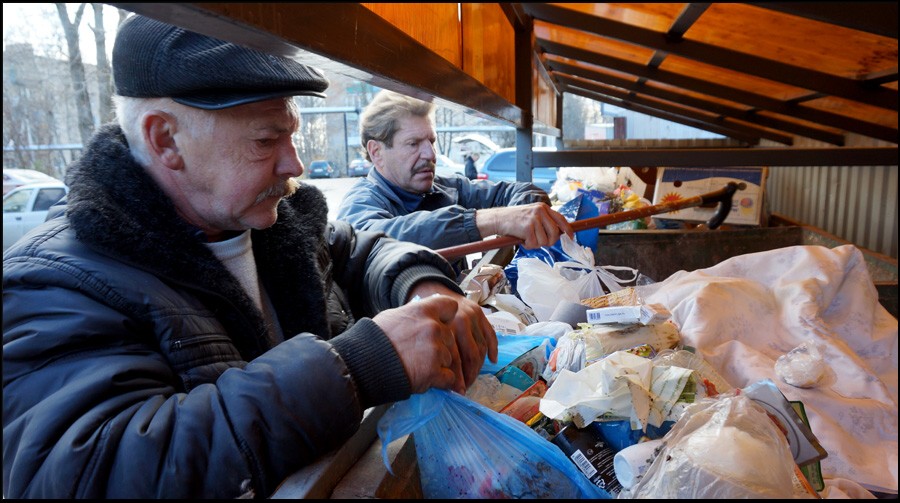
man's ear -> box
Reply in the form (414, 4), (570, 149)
(366, 139), (383, 166)
(144, 111), (183, 170)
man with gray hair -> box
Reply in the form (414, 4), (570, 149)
(2, 14), (495, 499)
(337, 90), (573, 272)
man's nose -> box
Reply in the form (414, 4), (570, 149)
(421, 142), (436, 161)
(278, 142), (304, 177)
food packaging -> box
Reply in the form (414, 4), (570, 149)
(585, 303), (671, 325)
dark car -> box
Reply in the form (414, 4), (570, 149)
(348, 159), (372, 177)
(479, 147), (559, 193)
(308, 160), (336, 179)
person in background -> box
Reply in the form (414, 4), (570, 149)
(464, 152), (479, 180)
(2, 14), (496, 499)
(336, 90), (573, 272)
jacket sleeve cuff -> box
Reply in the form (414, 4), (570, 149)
(391, 264), (464, 307)
(463, 208), (482, 241)
(329, 318), (411, 407)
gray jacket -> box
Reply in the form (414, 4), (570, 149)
(2, 125), (461, 499)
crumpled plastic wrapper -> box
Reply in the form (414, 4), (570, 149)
(460, 264), (509, 304)
(654, 349), (733, 395)
(774, 340), (827, 388)
(539, 350), (695, 430)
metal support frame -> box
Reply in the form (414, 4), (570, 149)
(514, 14), (534, 184)
(531, 147), (899, 168)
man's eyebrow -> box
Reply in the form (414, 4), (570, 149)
(252, 125), (294, 135)
(403, 132), (435, 142)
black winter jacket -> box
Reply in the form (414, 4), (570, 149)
(2, 125), (461, 498)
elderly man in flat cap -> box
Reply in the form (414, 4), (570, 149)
(2, 14), (496, 499)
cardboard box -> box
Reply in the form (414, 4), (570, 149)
(652, 167), (768, 226)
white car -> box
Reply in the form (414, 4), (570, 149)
(3, 181), (68, 250)
(3, 168), (60, 195)
(435, 154), (465, 178)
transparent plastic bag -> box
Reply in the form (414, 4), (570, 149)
(624, 393), (796, 499)
(653, 349), (733, 395)
(774, 339), (827, 388)
(377, 389), (609, 499)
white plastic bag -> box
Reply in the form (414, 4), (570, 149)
(517, 236), (638, 321)
(516, 258), (598, 321)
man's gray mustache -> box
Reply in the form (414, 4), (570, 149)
(255, 178), (299, 205)
(415, 162), (436, 174)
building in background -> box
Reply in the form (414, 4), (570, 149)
(3, 43), (100, 176)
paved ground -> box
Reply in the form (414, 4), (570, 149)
(302, 176), (361, 221)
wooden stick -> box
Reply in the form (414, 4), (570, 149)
(435, 182), (741, 260)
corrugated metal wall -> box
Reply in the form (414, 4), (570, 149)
(765, 136), (898, 260)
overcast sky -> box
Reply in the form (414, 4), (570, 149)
(3, 3), (120, 65)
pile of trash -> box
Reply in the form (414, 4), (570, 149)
(395, 238), (831, 499)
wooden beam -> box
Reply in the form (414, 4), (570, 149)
(550, 65), (845, 145)
(561, 83), (762, 144)
(862, 67), (899, 87)
(498, 3), (529, 31)
(110, 3), (524, 127)
(668, 3), (710, 38)
(749, 2), (898, 39)
(562, 78), (794, 145)
(533, 147), (899, 168)
(540, 40), (898, 143)
(523, 3), (898, 111)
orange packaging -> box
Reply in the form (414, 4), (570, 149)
(499, 380), (548, 423)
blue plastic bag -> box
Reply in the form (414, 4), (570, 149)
(505, 192), (600, 294)
(561, 190), (603, 252)
(594, 419), (675, 452)
(479, 334), (556, 376)
(377, 389), (609, 499)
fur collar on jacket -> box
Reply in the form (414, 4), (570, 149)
(64, 124), (331, 359)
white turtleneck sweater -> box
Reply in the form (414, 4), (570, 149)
(205, 230), (283, 345)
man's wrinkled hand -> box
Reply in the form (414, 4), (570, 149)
(373, 295), (464, 394)
(407, 283), (498, 391)
(478, 203), (573, 249)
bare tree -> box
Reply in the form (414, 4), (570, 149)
(563, 93), (603, 142)
(293, 95), (329, 163)
(90, 3), (113, 123)
(3, 42), (71, 176)
(55, 3), (96, 145)
(435, 107), (454, 157)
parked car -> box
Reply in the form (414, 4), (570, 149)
(348, 158), (372, 177)
(307, 160), (336, 179)
(3, 181), (68, 250)
(478, 147), (559, 193)
(434, 154), (466, 178)
(3, 168), (60, 195)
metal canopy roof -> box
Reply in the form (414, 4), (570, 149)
(111, 3), (897, 154)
